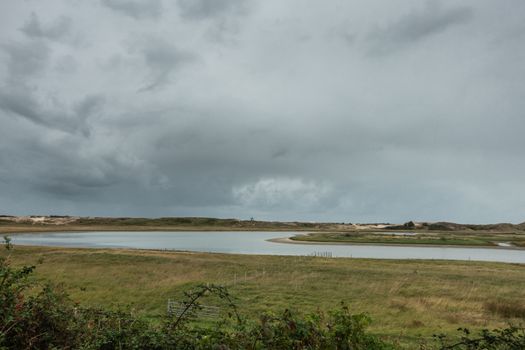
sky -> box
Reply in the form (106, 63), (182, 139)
(1, 0), (525, 223)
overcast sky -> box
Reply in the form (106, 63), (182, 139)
(1, 0), (524, 223)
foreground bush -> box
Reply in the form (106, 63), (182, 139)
(1, 237), (524, 349)
(433, 327), (525, 350)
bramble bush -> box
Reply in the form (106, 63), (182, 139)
(1, 237), (524, 350)
(433, 327), (525, 350)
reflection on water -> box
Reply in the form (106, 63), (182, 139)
(10, 231), (525, 263)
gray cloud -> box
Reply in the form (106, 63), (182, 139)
(20, 12), (73, 41)
(0, 132), (138, 199)
(75, 95), (105, 119)
(135, 39), (197, 91)
(177, 0), (248, 20)
(1, 40), (50, 81)
(0, 38), (103, 135)
(366, 1), (473, 54)
(1, 0), (525, 222)
(0, 89), (104, 135)
(102, 0), (163, 20)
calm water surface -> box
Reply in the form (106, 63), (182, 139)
(10, 231), (525, 263)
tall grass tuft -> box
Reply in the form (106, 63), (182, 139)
(484, 300), (525, 318)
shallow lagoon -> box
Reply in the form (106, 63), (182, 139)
(10, 231), (525, 263)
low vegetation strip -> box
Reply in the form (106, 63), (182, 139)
(0, 216), (339, 233)
(291, 232), (525, 248)
(2, 216), (525, 235)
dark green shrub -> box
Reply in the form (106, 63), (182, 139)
(434, 327), (525, 349)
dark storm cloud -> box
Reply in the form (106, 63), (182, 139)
(0, 89), (104, 135)
(366, 1), (473, 54)
(2, 134), (133, 198)
(1, 0), (525, 222)
(177, 0), (248, 20)
(32, 154), (130, 197)
(102, 0), (163, 20)
(0, 37), (104, 135)
(20, 12), (72, 41)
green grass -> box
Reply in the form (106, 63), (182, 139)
(291, 232), (525, 247)
(4, 245), (525, 348)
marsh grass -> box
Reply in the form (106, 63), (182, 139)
(3, 246), (525, 348)
(292, 231), (525, 247)
(484, 300), (525, 319)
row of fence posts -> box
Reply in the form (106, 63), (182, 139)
(232, 268), (267, 286)
(308, 251), (333, 258)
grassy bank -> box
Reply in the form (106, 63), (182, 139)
(3, 246), (525, 348)
(291, 232), (525, 247)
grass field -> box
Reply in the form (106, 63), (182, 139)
(291, 231), (525, 247)
(3, 245), (525, 348)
